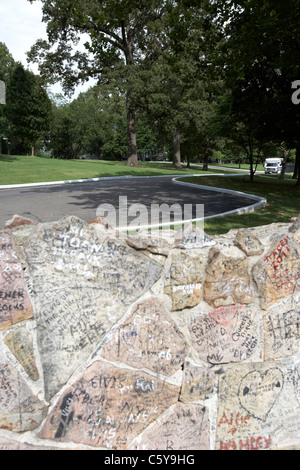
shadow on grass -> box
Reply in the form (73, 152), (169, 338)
(0, 155), (17, 163)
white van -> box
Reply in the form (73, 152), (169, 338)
(264, 158), (283, 175)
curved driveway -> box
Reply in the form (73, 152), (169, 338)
(0, 175), (263, 229)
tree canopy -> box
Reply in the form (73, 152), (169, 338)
(28, 0), (177, 166)
(211, 0), (300, 182)
(0, 0), (299, 187)
(6, 64), (52, 156)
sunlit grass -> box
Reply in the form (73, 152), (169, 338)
(0, 155), (227, 185)
(179, 174), (300, 235)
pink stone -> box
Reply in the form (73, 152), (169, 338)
(253, 235), (300, 309)
(0, 350), (47, 432)
(0, 230), (34, 331)
(38, 360), (179, 449)
(4, 215), (37, 230)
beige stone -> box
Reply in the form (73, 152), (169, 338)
(38, 360), (179, 449)
(164, 252), (205, 311)
(203, 247), (252, 308)
(0, 350), (47, 432)
(0, 230), (34, 331)
(126, 232), (171, 257)
(253, 234), (300, 310)
(128, 403), (210, 450)
(4, 325), (39, 381)
(234, 229), (264, 256)
(264, 296), (300, 360)
(216, 362), (300, 450)
(180, 360), (216, 402)
(175, 224), (216, 250)
(189, 305), (260, 364)
(101, 297), (189, 376)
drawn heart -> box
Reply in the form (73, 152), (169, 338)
(238, 368), (284, 422)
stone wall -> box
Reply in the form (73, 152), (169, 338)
(0, 214), (300, 451)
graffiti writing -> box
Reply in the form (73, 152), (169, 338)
(219, 435), (272, 451)
(264, 236), (290, 271)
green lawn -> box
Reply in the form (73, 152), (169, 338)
(211, 162), (266, 172)
(0, 155), (229, 185)
(179, 174), (300, 235)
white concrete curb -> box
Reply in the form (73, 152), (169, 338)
(115, 174), (267, 232)
(0, 173), (200, 190)
(0, 175), (136, 190)
(172, 175), (267, 221)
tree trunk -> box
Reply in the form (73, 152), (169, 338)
(125, 91), (139, 167)
(293, 145), (300, 181)
(247, 138), (255, 183)
(31, 144), (35, 157)
(172, 129), (181, 169)
(202, 150), (209, 171)
(248, 154), (255, 183)
(186, 154), (190, 168)
(124, 30), (139, 168)
(295, 143), (300, 188)
(279, 147), (290, 181)
(0, 137), (2, 155)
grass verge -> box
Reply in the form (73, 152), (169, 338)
(179, 174), (300, 236)
(0, 155), (229, 185)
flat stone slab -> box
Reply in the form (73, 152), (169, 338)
(189, 304), (260, 364)
(0, 230), (34, 331)
(204, 247), (252, 308)
(216, 361), (300, 450)
(38, 359), (179, 449)
(101, 297), (189, 375)
(264, 295), (300, 360)
(234, 229), (264, 256)
(128, 402), (210, 450)
(4, 325), (39, 382)
(253, 234), (300, 310)
(24, 216), (163, 401)
(0, 349), (47, 432)
(164, 253), (205, 311)
(180, 360), (216, 402)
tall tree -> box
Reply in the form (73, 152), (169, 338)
(125, 0), (218, 169)
(49, 87), (128, 159)
(6, 64), (52, 156)
(212, 0), (300, 185)
(0, 43), (15, 154)
(28, 0), (174, 166)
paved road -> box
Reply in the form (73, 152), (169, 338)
(0, 176), (258, 229)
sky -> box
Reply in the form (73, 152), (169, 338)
(0, 0), (94, 98)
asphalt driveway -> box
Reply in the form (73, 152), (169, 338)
(0, 176), (259, 229)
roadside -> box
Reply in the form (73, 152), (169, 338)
(0, 155), (232, 186)
(178, 174), (300, 235)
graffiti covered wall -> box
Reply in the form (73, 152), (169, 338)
(0, 214), (300, 450)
